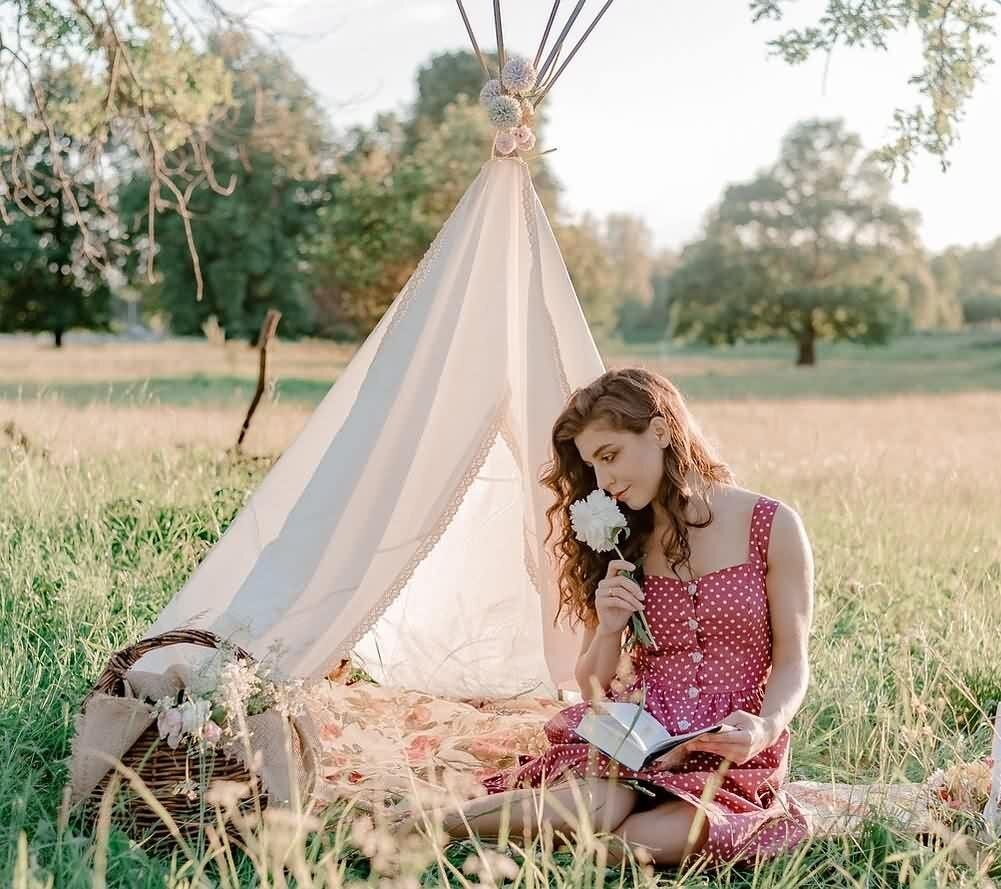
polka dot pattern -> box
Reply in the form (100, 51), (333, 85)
(480, 496), (811, 865)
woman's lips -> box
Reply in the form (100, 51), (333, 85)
(615, 486), (631, 501)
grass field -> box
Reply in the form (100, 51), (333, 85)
(2, 330), (1001, 886)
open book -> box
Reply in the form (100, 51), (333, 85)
(575, 702), (726, 772)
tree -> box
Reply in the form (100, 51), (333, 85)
(556, 213), (618, 338)
(120, 32), (332, 340)
(310, 50), (567, 338)
(670, 119), (922, 365)
(750, 0), (1000, 178)
(932, 238), (1001, 324)
(0, 137), (112, 346)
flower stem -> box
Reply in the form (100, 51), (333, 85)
(613, 544), (656, 648)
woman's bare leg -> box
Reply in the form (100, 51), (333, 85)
(604, 798), (710, 866)
(441, 778), (639, 842)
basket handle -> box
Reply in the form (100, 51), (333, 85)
(89, 628), (256, 699)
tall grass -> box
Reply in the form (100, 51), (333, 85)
(2, 335), (1000, 885)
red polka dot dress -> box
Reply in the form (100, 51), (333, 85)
(481, 496), (811, 865)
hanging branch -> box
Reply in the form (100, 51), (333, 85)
(493, 0), (506, 73)
(455, 0), (491, 77)
(534, 1), (562, 68)
(536, 0), (586, 84)
(536, 0), (618, 105)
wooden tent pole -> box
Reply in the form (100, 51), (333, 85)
(534, 0), (562, 69)
(536, 0), (617, 106)
(455, 0), (491, 77)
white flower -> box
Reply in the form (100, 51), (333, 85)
(479, 79), (503, 107)
(156, 707), (184, 748)
(569, 489), (629, 553)
(486, 95), (522, 129)
(501, 55), (537, 95)
(179, 697), (212, 737)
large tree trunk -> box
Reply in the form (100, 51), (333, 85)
(53, 329), (64, 348)
(796, 328), (816, 366)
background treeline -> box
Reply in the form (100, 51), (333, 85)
(2, 37), (999, 366)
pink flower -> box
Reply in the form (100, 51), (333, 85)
(405, 734), (440, 764)
(203, 721), (222, 745)
(512, 126), (535, 150)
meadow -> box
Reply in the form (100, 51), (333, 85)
(2, 329), (1000, 887)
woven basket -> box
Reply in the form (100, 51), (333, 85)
(82, 628), (301, 845)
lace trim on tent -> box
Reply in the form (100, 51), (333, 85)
(519, 168), (572, 401)
(328, 394), (511, 668)
(383, 170), (481, 340)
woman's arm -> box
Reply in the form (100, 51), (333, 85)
(758, 502), (815, 742)
(574, 620), (624, 701)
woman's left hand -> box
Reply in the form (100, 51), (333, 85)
(685, 710), (780, 765)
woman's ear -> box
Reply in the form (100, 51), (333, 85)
(652, 418), (670, 447)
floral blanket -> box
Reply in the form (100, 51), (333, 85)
(304, 674), (937, 838)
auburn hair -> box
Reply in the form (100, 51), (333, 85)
(540, 367), (735, 634)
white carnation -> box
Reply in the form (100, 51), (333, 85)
(569, 489), (629, 553)
(479, 79), (503, 107)
(486, 95), (522, 128)
(501, 55), (537, 95)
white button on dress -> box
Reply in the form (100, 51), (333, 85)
(687, 582), (697, 595)
(678, 719), (691, 730)
(691, 651), (703, 663)
(688, 686), (699, 698)
(688, 618), (699, 630)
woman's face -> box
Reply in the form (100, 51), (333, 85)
(574, 418), (668, 510)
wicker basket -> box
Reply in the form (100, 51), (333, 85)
(81, 628), (302, 845)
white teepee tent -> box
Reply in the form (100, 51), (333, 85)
(134, 2), (616, 700)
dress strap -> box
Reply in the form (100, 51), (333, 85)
(748, 496), (780, 567)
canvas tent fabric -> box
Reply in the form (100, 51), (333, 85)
(134, 158), (606, 699)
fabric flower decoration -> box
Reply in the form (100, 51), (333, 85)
(513, 126), (535, 151)
(501, 55), (537, 95)
(486, 95), (522, 129)
(494, 130), (517, 155)
(479, 79), (503, 107)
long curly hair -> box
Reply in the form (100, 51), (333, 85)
(541, 368), (735, 633)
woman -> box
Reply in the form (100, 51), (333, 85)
(444, 367), (814, 867)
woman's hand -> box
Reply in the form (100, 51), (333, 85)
(594, 560), (645, 636)
(685, 711), (779, 765)
(646, 740), (696, 772)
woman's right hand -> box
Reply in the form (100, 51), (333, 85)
(594, 560), (645, 636)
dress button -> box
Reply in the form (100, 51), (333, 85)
(688, 618), (699, 630)
(690, 651), (703, 663)
(678, 719), (691, 730)
(687, 582), (697, 595)
(688, 686), (699, 698)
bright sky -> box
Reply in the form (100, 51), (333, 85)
(252, 1), (1001, 254)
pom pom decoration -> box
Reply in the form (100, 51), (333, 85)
(486, 95), (523, 129)
(501, 55), (537, 95)
(494, 130), (518, 156)
(513, 126), (536, 151)
(479, 79), (503, 107)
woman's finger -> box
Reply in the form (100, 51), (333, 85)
(607, 592), (644, 612)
